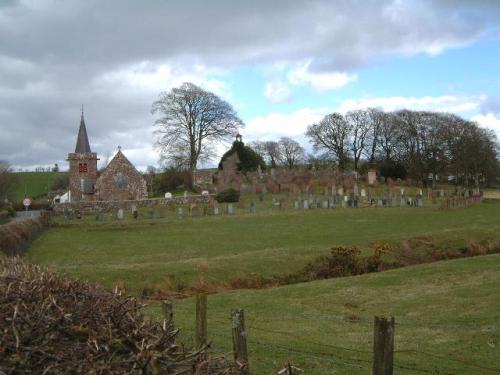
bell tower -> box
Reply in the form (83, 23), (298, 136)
(67, 107), (99, 202)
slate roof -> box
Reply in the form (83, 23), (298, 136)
(75, 113), (92, 153)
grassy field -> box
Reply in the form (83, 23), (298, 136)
(23, 200), (500, 373)
(12, 172), (65, 201)
(145, 254), (500, 374)
(27, 200), (500, 294)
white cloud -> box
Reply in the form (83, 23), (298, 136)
(99, 61), (232, 101)
(287, 61), (357, 91)
(471, 113), (500, 136)
(264, 81), (292, 103)
(243, 107), (329, 141)
(336, 95), (486, 114)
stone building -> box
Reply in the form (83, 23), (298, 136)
(67, 112), (147, 202)
(95, 148), (148, 201)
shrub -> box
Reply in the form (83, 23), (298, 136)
(216, 188), (240, 203)
(154, 168), (193, 192)
(50, 173), (69, 191)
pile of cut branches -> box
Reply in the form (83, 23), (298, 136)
(0, 257), (238, 374)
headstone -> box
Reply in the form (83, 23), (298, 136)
(361, 189), (366, 198)
(303, 200), (309, 209)
(227, 203), (234, 215)
(249, 202), (256, 214)
(377, 199), (383, 207)
(417, 197), (424, 207)
(165, 192), (172, 199)
(132, 205), (138, 219)
(400, 197), (405, 206)
(367, 170), (377, 185)
(322, 200), (329, 209)
(392, 195), (398, 207)
(148, 207), (155, 219)
(294, 200), (299, 209)
(178, 207), (184, 220)
(76, 210), (82, 219)
(400, 188), (405, 196)
(213, 206), (219, 215)
(353, 184), (359, 197)
(338, 187), (344, 196)
(117, 209), (124, 220)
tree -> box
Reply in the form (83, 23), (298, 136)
(305, 113), (351, 170)
(0, 161), (19, 203)
(249, 140), (281, 168)
(345, 109), (371, 171)
(277, 137), (305, 169)
(152, 82), (243, 171)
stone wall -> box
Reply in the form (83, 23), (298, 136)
(53, 195), (213, 213)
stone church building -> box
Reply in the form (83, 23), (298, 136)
(67, 112), (147, 202)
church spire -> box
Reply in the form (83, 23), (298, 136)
(75, 105), (91, 153)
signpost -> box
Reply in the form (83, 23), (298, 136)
(23, 197), (31, 216)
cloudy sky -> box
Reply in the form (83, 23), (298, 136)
(1, 0), (500, 171)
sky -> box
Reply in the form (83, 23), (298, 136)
(1, 0), (500, 171)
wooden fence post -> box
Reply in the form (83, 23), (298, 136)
(231, 308), (249, 375)
(195, 293), (207, 349)
(161, 299), (173, 322)
(373, 316), (395, 375)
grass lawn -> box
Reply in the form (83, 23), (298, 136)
(26, 200), (500, 294)
(145, 254), (500, 374)
(12, 172), (65, 201)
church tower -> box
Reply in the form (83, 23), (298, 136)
(67, 109), (98, 202)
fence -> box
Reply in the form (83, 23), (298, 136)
(160, 294), (500, 375)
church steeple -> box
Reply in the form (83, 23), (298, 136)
(75, 105), (91, 153)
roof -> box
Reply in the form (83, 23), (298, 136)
(74, 113), (92, 153)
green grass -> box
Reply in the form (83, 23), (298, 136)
(13, 172), (65, 201)
(144, 254), (500, 374)
(27, 200), (500, 294)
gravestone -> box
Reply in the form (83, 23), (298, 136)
(165, 192), (172, 199)
(361, 188), (366, 198)
(400, 197), (405, 206)
(213, 206), (219, 215)
(148, 207), (155, 219)
(227, 203), (234, 215)
(417, 197), (424, 207)
(294, 200), (299, 209)
(178, 207), (184, 220)
(303, 200), (309, 209)
(377, 199), (383, 207)
(75, 210), (82, 219)
(117, 209), (124, 220)
(249, 202), (256, 214)
(392, 195), (398, 207)
(132, 205), (138, 219)
(322, 200), (329, 209)
(95, 211), (104, 221)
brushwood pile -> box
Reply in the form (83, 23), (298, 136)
(0, 257), (238, 374)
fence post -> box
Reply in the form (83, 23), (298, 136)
(373, 316), (395, 375)
(161, 299), (173, 322)
(195, 293), (207, 349)
(231, 308), (249, 375)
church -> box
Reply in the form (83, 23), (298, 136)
(66, 111), (148, 202)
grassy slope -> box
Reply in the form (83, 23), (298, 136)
(146, 254), (500, 374)
(13, 172), (63, 201)
(27, 200), (500, 293)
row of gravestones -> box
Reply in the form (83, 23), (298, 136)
(92, 193), (426, 222)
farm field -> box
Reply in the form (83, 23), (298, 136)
(27, 200), (500, 294)
(12, 172), (64, 201)
(145, 254), (500, 374)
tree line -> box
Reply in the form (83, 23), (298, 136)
(151, 83), (499, 187)
(306, 108), (498, 187)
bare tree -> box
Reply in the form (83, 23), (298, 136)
(346, 109), (371, 171)
(248, 140), (280, 168)
(151, 82), (243, 171)
(305, 113), (351, 170)
(277, 137), (305, 169)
